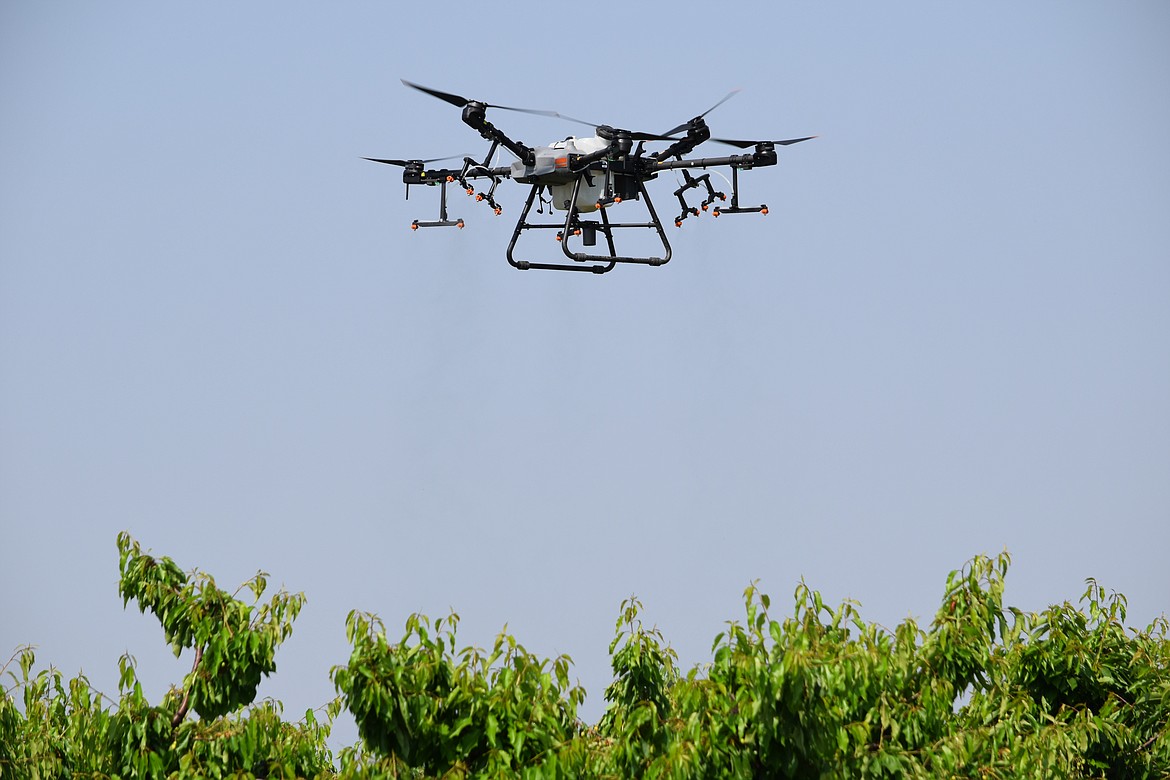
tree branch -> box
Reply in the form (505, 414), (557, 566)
(1134, 731), (1160, 755)
(171, 644), (203, 730)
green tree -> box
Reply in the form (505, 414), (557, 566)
(3, 538), (1168, 779)
(2, 533), (334, 779)
(115, 532), (306, 725)
(332, 609), (585, 777)
(332, 553), (1170, 778)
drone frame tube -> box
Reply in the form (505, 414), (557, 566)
(559, 176), (672, 267)
(506, 175), (672, 273)
(506, 184), (616, 273)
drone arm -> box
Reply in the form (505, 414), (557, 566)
(402, 165), (511, 186)
(652, 124), (712, 161)
(656, 145), (779, 217)
(461, 103), (535, 166)
(567, 140), (617, 172)
(653, 149), (776, 172)
(399, 159), (513, 228)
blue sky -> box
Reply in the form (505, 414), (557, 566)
(2, 1), (1168, 744)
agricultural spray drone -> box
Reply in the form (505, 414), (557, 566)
(366, 79), (814, 274)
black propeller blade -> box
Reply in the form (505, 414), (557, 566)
(400, 80), (473, 108)
(401, 79), (578, 119)
(399, 79), (768, 146)
(510, 108), (597, 128)
(661, 89), (742, 137)
(710, 136), (818, 149)
(400, 79), (672, 138)
(610, 128), (681, 142)
(362, 154), (467, 167)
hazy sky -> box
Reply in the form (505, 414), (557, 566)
(2, 2), (1168, 746)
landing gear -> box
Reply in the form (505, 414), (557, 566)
(506, 176), (672, 274)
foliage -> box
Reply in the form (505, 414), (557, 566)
(332, 609), (585, 777)
(331, 553), (1169, 778)
(116, 531), (305, 723)
(2, 534), (333, 779)
(3, 539), (1168, 779)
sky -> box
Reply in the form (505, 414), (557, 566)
(2, 1), (1168, 747)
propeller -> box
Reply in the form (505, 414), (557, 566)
(710, 136), (818, 149)
(362, 154), (467, 167)
(400, 79), (590, 122)
(661, 89), (742, 137)
(597, 125), (680, 142)
(632, 132), (677, 141)
(400, 79), (672, 140)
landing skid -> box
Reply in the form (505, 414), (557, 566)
(410, 179), (464, 230)
(506, 177), (672, 274)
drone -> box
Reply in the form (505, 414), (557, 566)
(365, 79), (814, 274)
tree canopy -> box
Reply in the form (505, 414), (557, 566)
(2, 534), (1167, 778)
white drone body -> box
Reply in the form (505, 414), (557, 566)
(510, 136), (611, 213)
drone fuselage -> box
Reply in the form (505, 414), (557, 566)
(510, 136), (620, 212)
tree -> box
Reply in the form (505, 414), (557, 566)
(2, 538), (1168, 779)
(1, 533), (335, 778)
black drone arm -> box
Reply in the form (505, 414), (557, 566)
(655, 143), (780, 218)
(461, 102), (535, 166)
(652, 123), (712, 161)
(654, 142), (778, 172)
(401, 164), (511, 187)
(567, 140), (617, 172)
(397, 152), (513, 229)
